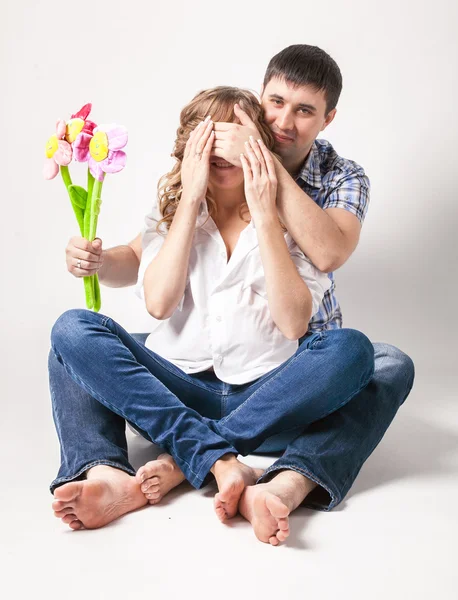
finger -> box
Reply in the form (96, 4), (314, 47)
(73, 257), (102, 270)
(239, 152), (252, 181)
(184, 121), (204, 158)
(203, 130), (215, 158)
(257, 138), (277, 180)
(69, 246), (102, 263)
(72, 265), (102, 277)
(195, 119), (213, 156)
(244, 140), (261, 177)
(210, 146), (226, 157)
(234, 103), (256, 127)
(213, 130), (230, 142)
(212, 122), (239, 132)
(248, 136), (267, 173)
(70, 238), (102, 257)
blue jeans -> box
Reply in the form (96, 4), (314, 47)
(48, 308), (413, 509)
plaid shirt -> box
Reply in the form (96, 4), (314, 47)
(296, 139), (371, 332)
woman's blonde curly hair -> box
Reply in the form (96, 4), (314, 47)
(156, 86), (284, 234)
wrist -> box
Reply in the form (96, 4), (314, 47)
(181, 187), (205, 205)
(98, 249), (110, 280)
(251, 209), (281, 231)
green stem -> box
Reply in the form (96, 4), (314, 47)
(89, 177), (104, 240)
(86, 171), (104, 312)
(86, 170), (96, 309)
(93, 274), (101, 312)
(61, 166), (85, 236)
(62, 165), (90, 306)
(60, 165), (72, 187)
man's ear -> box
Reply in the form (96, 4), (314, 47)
(321, 108), (337, 132)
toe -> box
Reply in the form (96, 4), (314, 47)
(53, 482), (81, 503)
(136, 466), (148, 484)
(269, 535), (280, 546)
(276, 528), (289, 542)
(52, 499), (75, 512)
(69, 520), (83, 530)
(137, 461), (164, 483)
(62, 513), (78, 525)
(54, 507), (76, 518)
(214, 495), (229, 522)
(136, 461), (155, 482)
(141, 478), (160, 492)
(146, 491), (161, 501)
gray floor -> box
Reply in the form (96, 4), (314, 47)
(2, 369), (457, 600)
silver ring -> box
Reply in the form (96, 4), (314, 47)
(77, 259), (82, 269)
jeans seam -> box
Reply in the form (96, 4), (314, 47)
(50, 459), (136, 493)
(258, 463), (339, 510)
(217, 340), (316, 426)
(192, 447), (238, 489)
(337, 360), (414, 497)
(56, 353), (202, 483)
(102, 315), (225, 397)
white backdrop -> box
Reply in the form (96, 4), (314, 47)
(1, 0), (457, 410)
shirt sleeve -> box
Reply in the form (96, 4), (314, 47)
(133, 206), (165, 303)
(287, 241), (332, 317)
(322, 170), (371, 224)
(134, 205), (188, 313)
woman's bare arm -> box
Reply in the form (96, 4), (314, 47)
(97, 234), (142, 288)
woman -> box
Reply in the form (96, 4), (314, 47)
(49, 87), (374, 544)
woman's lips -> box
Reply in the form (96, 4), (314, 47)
(210, 160), (236, 169)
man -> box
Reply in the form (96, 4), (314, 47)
(63, 45), (415, 544)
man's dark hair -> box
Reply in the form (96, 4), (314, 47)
(263, 44), (343, 116)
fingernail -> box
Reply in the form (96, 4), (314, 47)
(204, 115), (211, 122)
(249, 135), (254, 141)
(258, 138), (263, 143)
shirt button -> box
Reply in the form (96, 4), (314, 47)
(216, 315), (222, 322)
(220, 251), (226, 259)
(216, 355), (223, 364)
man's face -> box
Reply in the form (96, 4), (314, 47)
(261, 77), (336, 166)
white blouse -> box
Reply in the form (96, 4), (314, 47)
(134, 201), (332, 384)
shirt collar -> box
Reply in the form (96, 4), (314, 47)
(296, 141), (322, 189)
(196, 199), (256, 230)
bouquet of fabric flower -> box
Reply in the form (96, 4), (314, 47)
(44, 103), (127, 311)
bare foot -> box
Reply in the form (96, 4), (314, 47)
(136, 453), (186, 505)
(211, 454), (264, 522)
(52, 465), (147, 530)
(239, 485), (291, 545)
(239, 469), (316, 546)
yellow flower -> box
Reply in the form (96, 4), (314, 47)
(45, 134), (59, 159)
(89, 131), (109, 162)
(66, 118), (85, 144)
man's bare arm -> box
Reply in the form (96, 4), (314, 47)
(98, 232), (142, 288)
(274, 156), (361, 273)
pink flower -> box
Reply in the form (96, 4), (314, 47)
(66, 103), (97, 145)
(73, 124), (128, 182)
(43, 119), (73, 180)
